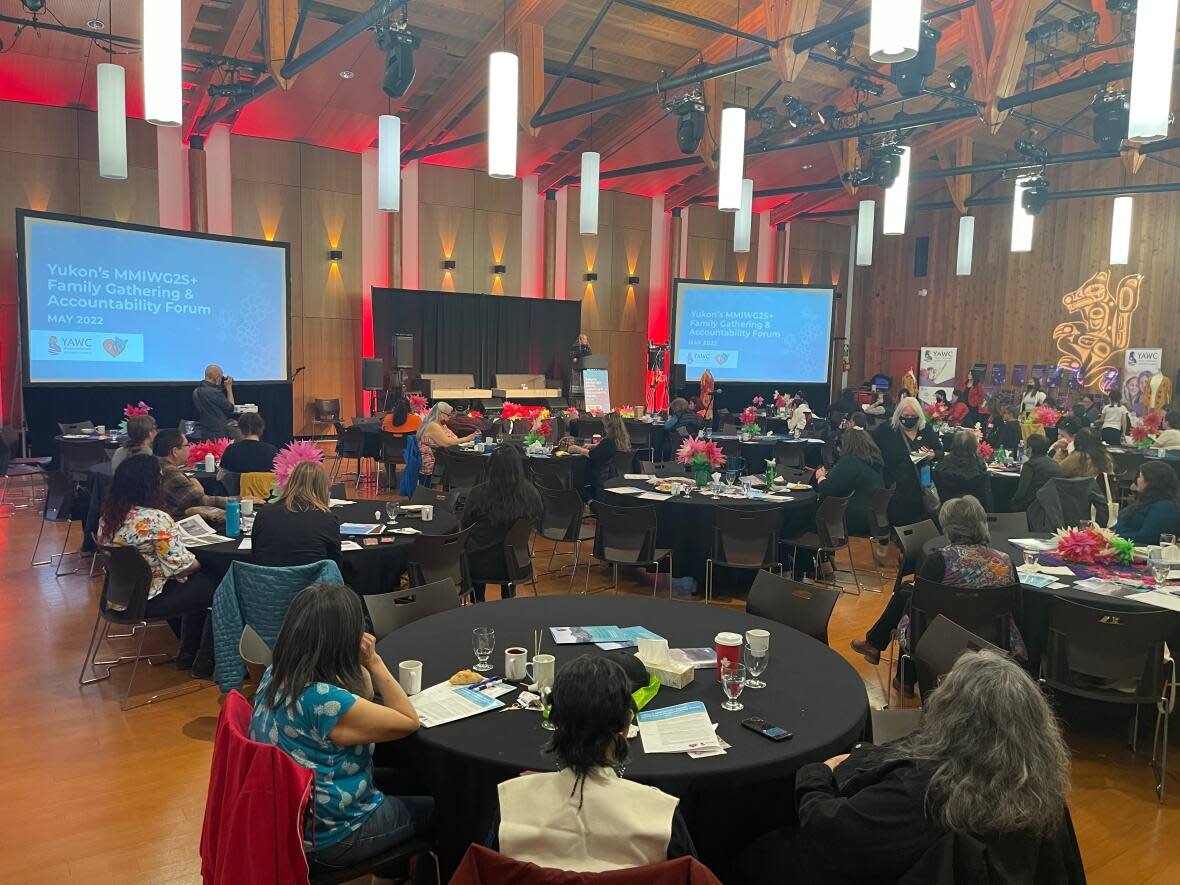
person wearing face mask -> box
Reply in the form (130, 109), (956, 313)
(872, 396), (943, 526)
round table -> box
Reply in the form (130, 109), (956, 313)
(601, 478), (817, 587)
(196, 499), (459, 595)
(986, 465), (1021, 512)
(376, 595), (868, 874)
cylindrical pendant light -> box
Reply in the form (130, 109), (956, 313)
(855, 200), (875, 266)
(1127, 0), (1180, 142)
(143, 0), (182, 127)
(1110, 196), (1134, 265)
(870, 0), (922, 64)
(378, 115), (401, 212)
(1011, 176), (1036, 253)
(579, 152), (600, 235)
(97, 63), (127, 180)
(881, 147), (911, 236)
(718, 107), (747, 212)
(487, 50), (519, 179)
(734, 178), (754, 253)
(955, 215), (975, 276)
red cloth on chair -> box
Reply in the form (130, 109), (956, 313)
(448, 845), (722, 885)
(200, 690), (314, 885)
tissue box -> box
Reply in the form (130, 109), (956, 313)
(636, 654), (695, 689)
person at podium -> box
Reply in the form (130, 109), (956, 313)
(568, 334), (592, 409)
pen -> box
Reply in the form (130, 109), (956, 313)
(471, 676), (503, 691)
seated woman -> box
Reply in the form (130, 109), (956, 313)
(251, 461), (342, 567)
(1057, 428), (1113, 479)
(462, 446), (542, 602)
(495, 655), (695, 872)
(250, 583), (431, 875)
(1009, 433), (1061, 511)
(933, 430), (989, 506)
(663, 397), (699, 456)
(1048, 415), (1081, 463)
(851, 495), (1017, 670)
(986, 401), (1022, 453)
(98, 455), (216, 676)
(380, 395), (422, 434)
(564, 412), (630, 500)
(734, 650), (1079, 885)
(111, 415), (157, 470)
(218, 411), (279, 474)
(1114, 461), (1180, 544)
(416, 402), (478, 485)
(814, 426), (884, 536)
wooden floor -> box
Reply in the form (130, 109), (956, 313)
(2, 483), (1179, 885)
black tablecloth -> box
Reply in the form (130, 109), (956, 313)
(376, 595), (868, 875)
(1106, 447), (1180, 481)
(602, 479), (817, 587)
(195, 500), (458, 595)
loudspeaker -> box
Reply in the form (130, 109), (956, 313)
(393, 334), (414, 369)
(893, 26), (940, 97)
(362, 358), (385, 391)
(670, 362), (687, 395)
(913, 236), (929, 278)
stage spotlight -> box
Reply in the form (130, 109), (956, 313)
(851, 76), (885, 97)
(376, 24), (420, 98)
(209, 83), (254, 99)
(947, 65), (973, 95)
(1020, 176), (1049, 215)
(893, 25), (939, 97)
(20, 0), (46, 11)
(1091, 89), (1129, 150)
(1069, 11), (1100, 32)
(1106, 0), (1136, 13)
(827, 33), (852, 66)
(665, 90), (707, 154)
(874, 144), (905, 189)
(816, 105), (841, 127)
(1015, 139), (1050, 163)
(782, 96), (813, 128)
(1025, 19), (1065, 44)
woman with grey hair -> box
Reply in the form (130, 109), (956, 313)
(871, 395), (943, 526)
(732, 650), (1083, 885)
(852, 496), (1017, 681)
(416, 401), (477, 485)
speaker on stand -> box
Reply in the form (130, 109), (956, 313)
(383, 334), (415, 412)
(362, 358), (384, 416)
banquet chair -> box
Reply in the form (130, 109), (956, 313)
(639, 460), (684, 478)
(380, 430), (408, 491)
(911, 615), (1002, 703)
(612, 449), (636, 478)
(985, 511), (1029, 538)
(585, 501), (672, 596)
(773, 441), (806, 469)
(782, 494), (861, 594)
(865, 486), (896, 572)
(746, 570), (838, 645)
(238, 624), (272, 667)
(408, 525), (474, 603)
(312, 397), (341, 436)
(364, 578), (458, 639)
(528, 455), (577, 490)
(536, 484), (595, 590)
(79, 545), (207, 710)
(467, 518), (541, 598)
(57, 420), (95, 434)
(331, 422), (368, 488)
(45, 438), (107, 574)
(1042, 597), (1177, 800)
(578, 416), (605, 440)
(1, 431), (49, 515)
(239, 471), (275, 499)
(440, 447), (487, 491)
(892, 519), (941, 593)
(627, 421), (654, 459)
(705, 506), (783, 604)
(449, 845), (720, 885)
(409, 486), (464, 512)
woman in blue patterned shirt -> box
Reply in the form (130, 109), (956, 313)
(250, 583), (432, 874)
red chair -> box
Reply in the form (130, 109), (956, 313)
(448, 845), (722, 885)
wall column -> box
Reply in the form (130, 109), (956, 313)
(360, 147), (390, 358)
(755, 213), (775, 282)
(543, 191), (557, 298)
(521, 174), (544, 297)
(647, 194), (670, 344)
(554, 188), (569, 300)
(389, 209), (403, 288)
(157, 126), (189, 230)
(187, 135), (209, 233)
(779, 222), (792, 282)
(401, 160), (420, 290)
(774, 222), (787, 282)
(667, 208), (683, 304)
(205, 125), (233, 236)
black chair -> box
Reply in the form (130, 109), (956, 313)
(331, 421), (367, 488)
(467, 518), (540, 598)
(985, 511), (1029, 538)
(409, 486), (463, 512)
(408, 525), (474, 603)
(746, 570), (839, 645)
(45, 439), (108, 574)
(705, 506), (783, 604)
(772, 441), (806, 469)
(527, 455), (577, 490)
(639, 460), (684, 478)
(627, 422), (654, 459)
(379, 431), (408, 491)
(1029, 476), (1106, 532)
(611, 448), (636, 479)
(1, 430), (48, 515)
(911, 614), (1002, 703)
(78, 545), (206, 710)
(1043, 597), (1177, 800)
(578, 416), (605, 440)
(892, 519), (941, 593)
(329, 482), (347, 499)
(536, 484), (594, 590)
(439, 447), (487, 491)
(58, 420), (95, 434)
(309, 837), (440, 885)
(586, 501), (672, 595)
(312, 398), (341, 434)
(364, 578), (459, 639)
(782, 494), (860, 593)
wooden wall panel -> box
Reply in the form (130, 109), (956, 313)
(683, 205), (762, 283)
(419, 202), (476, 292)
(299, 189), (361, 321)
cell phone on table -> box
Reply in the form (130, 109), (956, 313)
(741, 717), (793, 741)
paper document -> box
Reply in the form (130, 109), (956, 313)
(624, 473), (650, 480)
(340, 523), (383, 535)
(176, 514), (230, 547)
(1130, 591), (1180, 612)
(1009, 538), (1055, 551)
(594, 627), (664, 650)
(1017, 572), (1059, 588)
(1035, 565), (1076, 576)
(1074, 577), (1146, 597)
(638, 492), (671, 501)
(411, 681), (506, 728)
(237, 539), (252, 551)
(341, 540), (362, 551)
(550, 626), (628, 644)
(329, 498), (353, 508)
(608, 486), (645, 495)
(638, 701), (722, 754)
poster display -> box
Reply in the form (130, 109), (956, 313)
(918, 347), (958, 404)
(1123, 348), (1164, 416)
(991, 364), (1006, 386)
(583, 368), (612, 414)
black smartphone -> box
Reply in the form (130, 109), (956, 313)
(741, 717), (793, 742)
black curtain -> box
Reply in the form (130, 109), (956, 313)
(371, 288), (581, 389)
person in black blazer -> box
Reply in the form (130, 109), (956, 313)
(871, 397), (942, 527)
(986, 401), (1022, 453)
(1009, 434), (1062, 511)
(251, 461), (341, 567)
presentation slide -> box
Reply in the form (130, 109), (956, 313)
(672, 281), (834, 383)
(19, 212), (289, 384)
(583, 369), (612, 414)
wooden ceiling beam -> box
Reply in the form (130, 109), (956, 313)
(769, 186), (846, 225)
(698, 77), (723, 171)
(961, 0), (996, 98)
(766, 0), (822, 83)
(829, 137), (859, 194)
(936, 135), (973, 213)
(983, 0), (1041, 131)
(262, 0), (303, 90)
(518, 22), (545, 137)
(181, 0), (257, 140)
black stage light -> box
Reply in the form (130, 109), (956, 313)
(816, 105), (841, 127)
(1020, 176), (1049, 215)
(1106, 0), (1136, 14)
(376, 26), (420, 98)
(850, 76), (885, 97)
(893, 26), (939, 97)
(947, 65), (973, 95)
(20, 0), (46, 11)
(827, 33), (852, 66)
(666, 91), (707, 154)
(1091, 90), (1129, 150)
(1015, 139), (1050, 163)
(1069, 11), (1100, 32)
(1026, 20), (1065, 44)
(875, 145), (904, 189)
(782, 96), (813, 128)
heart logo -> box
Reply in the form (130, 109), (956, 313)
(714, 353), (729, 365)
(102, 337), (127, 358)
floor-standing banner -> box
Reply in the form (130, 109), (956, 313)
(1123, 348), (1164, 416)
(918, 346), (958, 404)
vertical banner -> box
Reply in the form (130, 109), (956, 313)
(918, 346), (958, 404)
(583, 368), (612, 414)
(1123, 347), (1164, 416)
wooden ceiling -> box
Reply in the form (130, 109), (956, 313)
(0, 0), (1175, 220)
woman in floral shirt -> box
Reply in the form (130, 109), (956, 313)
(98, 455), (217, 677)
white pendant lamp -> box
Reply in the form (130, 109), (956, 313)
(97, 63), (127, 180)
(579, 152), (600, 236)
(1127, 0), (1179, 142)
(955, 215), (975, 275)
(855, 200), (875, 266)
(487, 51), (519, 179)
(1011, 176), (1036, 253)
(1109, 196), (1133, 265)
(718, 107), (747, 212)
(870, 0), (922, 64)
(378, 115), (401, 212)
(734, 178), (754, 253)
(881, 146), (911, 236)
(143, 0), (182, 127)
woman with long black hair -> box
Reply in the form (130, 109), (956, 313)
(462, 445), (542, 601)
(1114, 460), (1180, 544)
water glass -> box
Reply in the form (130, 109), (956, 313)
(1078, 520), (1093, 531)
(725, 468), (739, 487)
(720, 660), (746, 711)
(711, 479), (721, 499)
(539, 685), (556, 731)
(740, 477), (752, 498)
(385, 501), (400, 524)
(1022, 549), (1038, 569)
(1150, 552), (1171, 586)
(744, 640), (768, 690)
(472, 627), (495, 672)
(1162, 534), (1176, 548)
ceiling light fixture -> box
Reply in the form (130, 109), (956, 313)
(667, 90), (707, 153)
(734, 178), (754, 253)
(488, 50), (519, 178)
(870, 0), (921, 63)
(850, 75), (886, 97)
(143, 0), (182, 126)
(1092, 89), (1130, 149)
(20, 0), (46, 12)
(86, 19), (105, 31)
(1127, 0), (1179, 142)
(378, 114), (400, 212)
(1011, 175), (1038, 252)
(1109, 195), (1133, 264)
(881, 145), (911, 236)
(718, 107), (746, 211)
(947, 65), (973, 95)
(580, 48), (600, 236)
(339, 70), (355, 79)
(956, 215), (975, 275)
(376, 21), (419, 98)
(97, 63), (127, 180)
(856, 200), (875, 266)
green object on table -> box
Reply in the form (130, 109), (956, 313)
(632, 675), (660, 711)
(1110, 535), (1134, 565)
(766, 465), (776, 487)
(692, 462), (710, 487)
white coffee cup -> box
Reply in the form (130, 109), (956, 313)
(746, 628), (770, 653)
(95, 425), (106, 435)
(422, 504), (434, 522)
(526, 653), (556, 691)
(240, 499), (254, 516)
(398, 659), (423, 695)
(505, 647), (529, 681)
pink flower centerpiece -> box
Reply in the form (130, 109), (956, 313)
(1052, 525), (1129, 565)
(677, 437), (726, 486)
(408, 393), (429, 415)
(273, 439), (325, 488)
(739, 406), (762, 436)
(188, 438), (230, 468)
(123, 401), (152, 418)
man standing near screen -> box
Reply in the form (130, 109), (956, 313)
(193, 364), (237, 440)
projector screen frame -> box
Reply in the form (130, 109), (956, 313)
(16, 208), (293, 387)
(669, 277), (836, 385)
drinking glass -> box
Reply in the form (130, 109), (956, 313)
(539, 685), (556, 731)
(740, 477), (752, 498)
(1162, 534), (1176, 548)
(1078, 519), (1093, 531)
(720, 660), (746, 711)
(725, 468), (739, 487)
(385, 502), (400, 525)
(472, 627), (495, 672)
(1151, 552), (1170, 586)
(744, 643), (768, 689)
(711, 479), (721, 499)
(1023, 550), (1038, 569)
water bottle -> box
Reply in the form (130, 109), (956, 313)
(1017, 440), (1025, 463)
(226, 499), (241, 538)
(203, 452), (215, 473)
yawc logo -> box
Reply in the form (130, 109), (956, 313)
(102, 337), (128, 358)
(48, 335), (61, 355)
